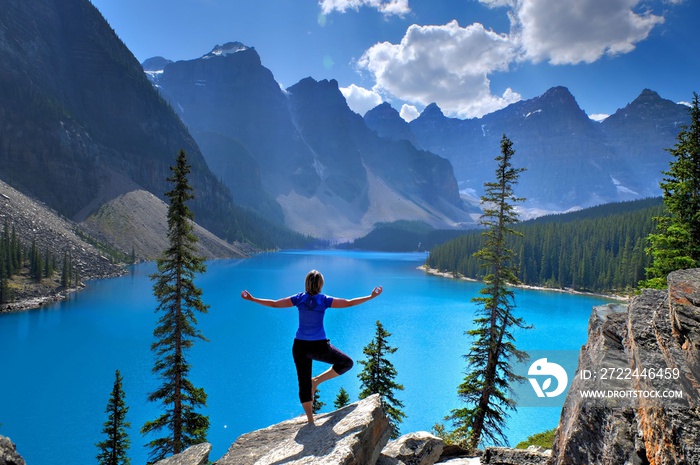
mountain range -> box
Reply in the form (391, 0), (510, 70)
(144, 43), (473, 241)
(367, 87), (689, 214)
(146, 43), (689, 229)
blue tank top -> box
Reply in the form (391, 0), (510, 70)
(290, 292), (334, 340)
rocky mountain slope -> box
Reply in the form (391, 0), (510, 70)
(600, 89), (690, 198)
(145, 44), (475, 241)
(81, 188), (251, 261)
(0, 178), (123, 311)
(366, 87), (690, 213)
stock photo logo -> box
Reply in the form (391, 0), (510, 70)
(512, 351), (580, 407)
(527, 358), (569, 398)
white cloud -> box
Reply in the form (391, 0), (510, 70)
(487, 0), (665, 65)
(358, 20), (521, 118)
(319, 0), (410, 17)
(589, 113), (610, 122)
(479, 0), (515, 6)
(399, 104), (420, 122)
(352, 0), (675, 118)
(340, 84), (383, 116)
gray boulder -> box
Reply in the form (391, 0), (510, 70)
(378, 431), (444, 465)
(216, 393), (391, 464)
(153, 443), (211, 465)
(436, 460), (480, 465)
(482, 447), (550, 465)
(0, 436), (25, 465)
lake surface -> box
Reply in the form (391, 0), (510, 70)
(0, 250), (611, 464)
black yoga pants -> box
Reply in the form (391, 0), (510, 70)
(292, 339), (353, 403)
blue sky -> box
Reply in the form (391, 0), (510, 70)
(90, 0), (699, 121)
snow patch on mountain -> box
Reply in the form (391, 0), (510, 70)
(202, 42), (249, 59)
(610, 175), (639, 195)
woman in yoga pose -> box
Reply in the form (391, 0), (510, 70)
(241, 269), (382, 424)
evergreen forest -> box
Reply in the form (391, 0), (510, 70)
(426, 198), (664, 294)
(0, 220), (79, 304)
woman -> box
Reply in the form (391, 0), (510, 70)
(241, 269), (382, 425)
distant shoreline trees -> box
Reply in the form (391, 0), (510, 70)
(426, 197), (662, 295)
(0, 219), (82, 303)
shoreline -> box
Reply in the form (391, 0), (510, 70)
(1, 268), (128, 314)
(419, 265), (630, 302)
(1, 287), (83, 313)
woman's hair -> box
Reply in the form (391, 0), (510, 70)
(305, 270), (324, 295)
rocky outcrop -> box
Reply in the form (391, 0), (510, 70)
(217, 394), (391, 464)
(378, 431), (444, 465)
(0, 436), (25, 465)
(551, 268), (700, 464)
(154, 443), (211, 465)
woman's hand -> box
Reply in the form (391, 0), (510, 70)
(371, 286), (383, 298)
(241, 290), (253, 300)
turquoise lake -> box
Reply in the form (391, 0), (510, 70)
(0, 250), (612, 464)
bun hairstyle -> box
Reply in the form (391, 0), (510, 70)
(305, 270), (324, 296)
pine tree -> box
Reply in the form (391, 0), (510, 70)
(0, 237), (6, 304)
(62, 251), (70, 288)
(448, 134), (529, 451)
(11, 224), (20, 274)
(312, 388), (325, 414)
(141, 149), (210, 463)
(96, 370), (131, 465)
(358, 320), (405, 439)
(641, 93), (700, 289)
(3, 220), (11, 276)
(44, 247), (52, 278)
(30, 237), (41, 281)
(334, 387), (350, 409)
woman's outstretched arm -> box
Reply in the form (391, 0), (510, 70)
(241, 290), (294, 308)
(331, 286), (383, 308)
